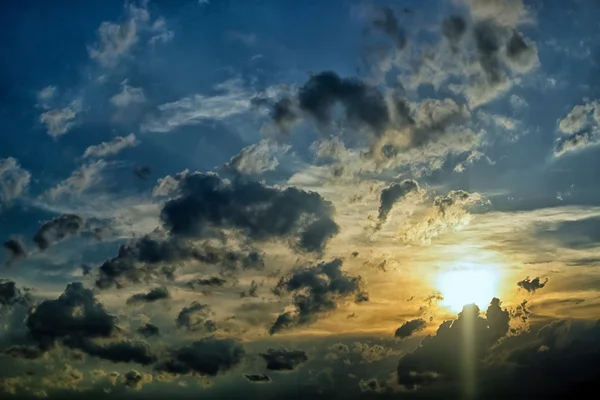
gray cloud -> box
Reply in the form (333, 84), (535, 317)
(160, 171), (339, 253)
(155, 337), (244, 376)
(121, 370), (152, 390)
(0, 279), (31, 307)
(244, 373), (271, 383)
(377, 180), (419, 223)
(395, 318), (427, 339)
(137, 323), (159, 338)
(126, 287), (170, 305)
(371, 6), (407, 49)
(187, 277), (227, 289)
(32, 214), (84, 250)
(3, 238), (27, 265)
(270, 259), (367, 334)
(221, 140), (290, 177)
(176, 302), (217, 333)
(442, 15), (467, 49)
(260, 347), (309, 371)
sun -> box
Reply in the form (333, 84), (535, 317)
(436, 267), (499, 313)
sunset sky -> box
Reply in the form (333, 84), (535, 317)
(2, 0), (600, 398)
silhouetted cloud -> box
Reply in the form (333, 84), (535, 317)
(377, 180), (419, 223)
(395, 318), (427, 339)
(517, 277), (548, 293)
(260, 347), (308, 371)
(126, 286), (170, 305)
(137, 323), (160, 338)
(176, 302), (217, 332)
(186, 277), (227, 289)
(244, 373), (271, 383)
(0, 279), (31, 307)
(3, 238), (26, 265)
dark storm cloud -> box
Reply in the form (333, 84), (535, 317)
(26, 282), (117, 347)
(176, 302), (217, 332)
(137, 323), (160, 337)
(396, 298), (510, 389)
(244, 373), (271, 383)
(0, 279), (31, 307)
(377, 180), (419, 223)
(133, 165), (151, 180)
(395, 318), (427, 339)
(3, 238), (26, 264)
(126, 286), (170, 305)
(260, 347), (309, 371)
(442, 15), (467, 47)
(3, 344), (45, 359)
(96, 234), (264, 289)
(186, 276), (227, 289)
(160, 171), (339, 253)
(32, 213), (84, 250)
(155, 337), (244, 376)
(270, 259), (367, 334)
(371, 6), (407, 49)
(517, 277), (548, 293)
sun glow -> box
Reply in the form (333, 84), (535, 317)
(437, 267), (500, 313)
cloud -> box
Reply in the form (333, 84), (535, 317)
(371, 6), (407, 49)
(88, 2), (172, 67)
(126, 286), (170, 305)
(39, 99), (82, 138)
(176, 302), (217, 332)
(45, 160), (108, 200)
(400, 190), (483, 244)
(137, 323), (160, 337)
(260, 347), (309, 371)
(110, 82), (146, 107)
(3, 238), (27, 265)
(37, 85), (57, 106)
(32, 213), (84, 250)
(270, 259), (367, 334)
(221, 140), (290, 177)
(554, 100), (600, 157)
(155, 337), (244, 376)
(377, 180), (419, 223)
(160, 171), (339, 253)
(83, 133), (139, 159)
(142, 79), (257, 133)
(71, 338), (156, 365)
(517, 277), (548, 293)
(121, 370), (152, 390)
(0, 279), (31, 307)
(0, 158), (31, 206)
(186, 277), (227, 289)
(244, 373), (271, 383)
(3, 345), (45, 360)
(442, 15), (467, 50)
(95, 235), (264, 289)
(395, 298), (510, 389)
(395, 318), (427, 339)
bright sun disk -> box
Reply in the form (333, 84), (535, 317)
(437, 268), (499, 313)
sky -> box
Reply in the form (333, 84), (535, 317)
(1, 0), (600, 398)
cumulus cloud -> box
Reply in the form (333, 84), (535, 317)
(396, 298), (510, 389)
(176, 302), (217, 332)
(0, 157), (31, 206)
(155, 337), (244, 376)
(260, 347), (309, 371)
(39, 99), (82, 138)
(45, 160), (108, 200)
(126, 286), (170, 305)
(32, 213), (84, 250)
(121, 370), (152, 390)
(395, 318), (427, 339)
(517, 277), (548, 293)
(554, 100), (600, 157)
(160, 171), (339, 253)
(221, 140), (290, 177)
(83, 133), (139, 159)
(270, 259), (367, 334)
(110, 83), (146, 107)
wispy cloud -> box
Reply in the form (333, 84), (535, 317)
(39, 99), (82, 138)
(0, 158), (31, 207)
(83, 133), (139, 159)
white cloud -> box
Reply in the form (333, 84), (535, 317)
(37, 86), (56, 108)
(45, 160), (108, 200)
(110, 82), (146, 107)
(141, 79), (256, 133)
(83, 133), (139, 159)
(88, 2), (172, 67)
(0, 157), (31, 206)
(39, 99), (82, 138)
(222, 140), (291, 176)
